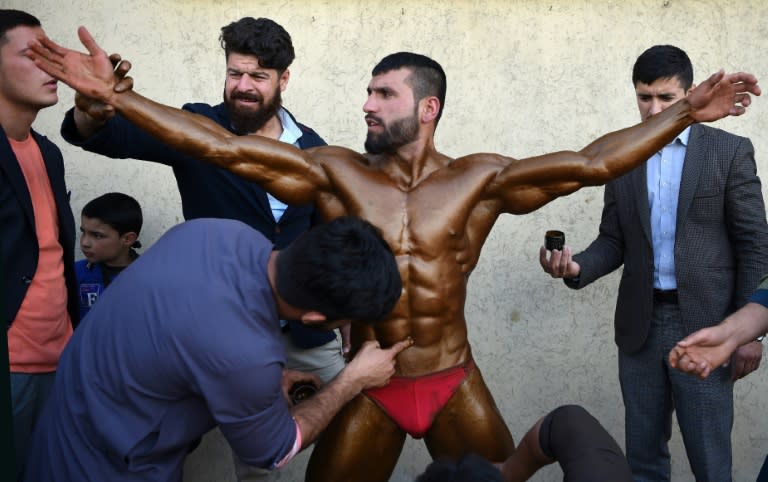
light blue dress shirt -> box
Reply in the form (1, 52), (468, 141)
(647, 126), (691, 290)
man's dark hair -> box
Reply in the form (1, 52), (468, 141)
(275, 216), (401, 323)
(372, 52), (447, 124)
(632, 44), (693, 91)
(0, 9), (40, 47)
(219, 17), (294, 73)
(82, 193), (143, 245)
(417, 453), (504, 482)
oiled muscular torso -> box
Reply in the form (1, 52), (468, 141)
(313, 148), (511, 376)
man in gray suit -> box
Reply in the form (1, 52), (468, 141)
(540, 45), (768, 481)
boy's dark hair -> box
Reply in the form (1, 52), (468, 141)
(0, 9), (40, 47)
(632, 44), (693, 91)
(417, 453), (505, 482)
(275, 216), (401, 323)
(82, 193), (143, 246)
(219, 17), (294, 73)
(372, 52), (447, 124)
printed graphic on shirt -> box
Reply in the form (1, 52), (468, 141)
(80, 284), (102, 307)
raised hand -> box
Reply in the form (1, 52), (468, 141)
(75, 53), (133, 122)
(27, 26), (119, 104)
(687, 70), (761, 123)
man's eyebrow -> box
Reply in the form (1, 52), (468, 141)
(227, 68), (270, 77)
(368, 86), (393, 95)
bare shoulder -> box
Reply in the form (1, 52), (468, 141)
(450, 152), (518, 172)
(310, 145), (371, 167)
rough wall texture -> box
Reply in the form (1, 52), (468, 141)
(10, 0), (768, 481)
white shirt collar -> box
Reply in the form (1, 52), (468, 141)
(277, 108), (302, 146)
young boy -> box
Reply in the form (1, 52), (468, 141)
(76, 192), (143, 321)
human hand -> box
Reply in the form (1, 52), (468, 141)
(27, 26), (119, 104)
(730, 341), (762, 381)
(669, 324), (738, 379)
(75, 53), (133, 122)
(687, 70), (761, 123)
(539, 245), (580, 279)
(344, 338), (413, 390)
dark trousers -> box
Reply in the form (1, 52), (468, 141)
(619, 301), (733, 482)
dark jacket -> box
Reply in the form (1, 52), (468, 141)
(61, 103), (333, 346)
(62, 103), (325, 248)
(0, 127), (78, 329)
(567, 124), (768, 353)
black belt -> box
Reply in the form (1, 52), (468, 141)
(653, 289), (678, 304)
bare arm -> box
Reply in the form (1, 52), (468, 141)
(670, 302), (768, 379)
(498, 417), (552, 482)
(29, 27), (329, 205)
(289, 339), (412, 448)
(486, 70), (761, 214)
(107, 90), (327, 204)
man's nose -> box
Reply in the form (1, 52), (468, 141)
(236, 73), (254, 91)
(648, 99), (664, 117)
(363, 95), (377, 113)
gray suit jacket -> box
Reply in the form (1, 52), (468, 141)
(567, 124), (768, 354)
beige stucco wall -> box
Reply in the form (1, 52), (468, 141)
(10, 0), (768, 480)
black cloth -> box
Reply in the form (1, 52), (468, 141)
(539, 405), (632, 482)
(61, 103), (324, 249)
(61, 104), (334, 347)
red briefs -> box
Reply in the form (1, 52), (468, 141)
(363, 357), (475, 438)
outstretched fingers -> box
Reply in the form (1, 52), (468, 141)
(699, 69), (726, 91)
(77, 26), (106, 57)
(36, 34), (68, 59)
(725, 71), (761, 116)
(27, 40), (65, 77)
(725, 71), (761, 96)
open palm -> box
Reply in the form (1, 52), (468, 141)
(28, 26), (117, 103)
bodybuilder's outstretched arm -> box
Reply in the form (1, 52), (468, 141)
(28, 27), (330, 206)
(486, 70), (760, 214)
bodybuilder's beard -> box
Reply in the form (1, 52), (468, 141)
(364, 112), (419, 154)
(225, 89), (282, 135)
